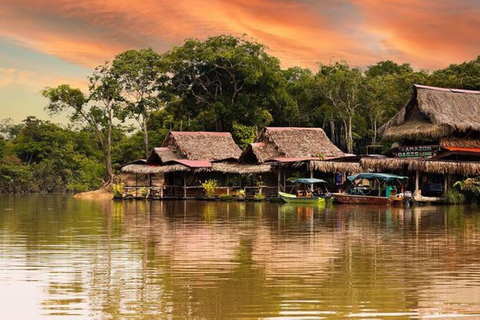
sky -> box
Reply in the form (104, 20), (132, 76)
(2, 0), (480, 123)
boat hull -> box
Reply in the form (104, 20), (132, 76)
(332, 193), (390, 205)
(279, 192), (326, 204)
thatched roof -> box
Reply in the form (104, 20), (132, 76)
(121, 162), (272, 174)
(361, 157), (480, 176)
(440, 138), (480, 148)
(240, 127), (344, 163)
(162, 131), (241, 161)
(309, 161), (361, 173)
(122, 164), (190, 174)
(379, 85), (480, 141)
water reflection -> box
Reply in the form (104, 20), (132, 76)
(1, 195), (480, 318)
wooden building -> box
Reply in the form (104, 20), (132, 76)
(365, 84), (480, 199)
(121, 131), (272, 198)
(240, 127), (360, 191)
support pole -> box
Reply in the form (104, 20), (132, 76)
(183, 175), (187, 199)
(444, 174), (448, 196)
(415, 170), (420, 197)
(277, 169), (281, 193)
(283, 170), (286, 191)
(310, 168), (314, 191)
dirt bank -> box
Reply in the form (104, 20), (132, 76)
(73, 187), (112, 200)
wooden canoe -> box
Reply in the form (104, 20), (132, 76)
(279, 192), (326, 204)
(332, 193), (390, 205)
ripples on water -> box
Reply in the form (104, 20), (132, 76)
(1, 195), (480, 319)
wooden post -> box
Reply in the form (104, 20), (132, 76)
(415, 170), (420, 196)
(444, 174), (448, 196)
(277, 169), (281, 193)
(310, 168), (314, 191)
(283, 170), (286, 191)
(183, 175), (187, 199)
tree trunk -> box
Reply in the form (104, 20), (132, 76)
(143, 117), (149, 158)
(372, 117), (377, 144)
(347, 116), (353, 154)
(105, 110), (114, 186)
(330, 119), (336, 145)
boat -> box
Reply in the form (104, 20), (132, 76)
(279, 178), (331, 204)
(333, 173), (409, 205)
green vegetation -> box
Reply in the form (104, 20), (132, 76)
(445, 188), (466, 204)
(236, 189), (246, 199)
(254, 193), (266, 201)
(219, 194), (233, 201)
(453, 178), (480, 204)
(3, 34), (480, 193)
(202, 179), (218, 198)
(113, 183), (124, 198)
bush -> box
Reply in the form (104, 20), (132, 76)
(219, 194), (233, 201)
(237, 189), (246, 199)
(113, 183), (124, 198)
(140, 187), (149, 198)
(254, 192), (265, 200)
(202, 179), (218, 198)
(445, 188), (466, 204)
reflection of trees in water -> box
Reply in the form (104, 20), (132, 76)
(3, 196), (480, 317)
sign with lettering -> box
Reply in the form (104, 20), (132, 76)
(395, 145), (438, 158)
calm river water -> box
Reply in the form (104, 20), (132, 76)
(1, 195), (480, 319)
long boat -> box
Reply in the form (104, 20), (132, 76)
(332, 173), (409, 205)
(278, 178), (330, 204)
(279, 191), (326, 204)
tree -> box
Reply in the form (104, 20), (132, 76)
(317, 62), (365, 153)
(112, 49), (169, 157)
(165, 35), (293, 131)
(42, 62), (123, 185)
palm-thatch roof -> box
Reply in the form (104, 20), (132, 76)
(162, 131), (241, 161)
(379, 84), (480, 141)
(309, 161), (361, 173)
(360, 157), (480, 176)
(121, 162), (272, 175)
(240, 127), (344, 163)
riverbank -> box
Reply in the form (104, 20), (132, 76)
(73, 187), (112, 200)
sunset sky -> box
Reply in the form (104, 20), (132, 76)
(2, 0), (480, 123)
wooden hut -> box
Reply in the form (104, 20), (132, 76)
(373, 84), (480, 198)
(122, 131), (272, 198)
(240, 127), (360, 190)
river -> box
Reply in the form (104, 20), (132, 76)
(1, 195), (480, 319)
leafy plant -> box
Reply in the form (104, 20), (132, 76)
(140, 187), (149, 198)
(445, 188), (466, 204)
(237, 189), (246, 199)
(254, 192), (265, 200)
(202, 179), (218, 198)
(113, 183), (124, 198)
(219, 194), (233, 201)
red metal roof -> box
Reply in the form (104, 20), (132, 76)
(444, 146), (480, 153)
(269, 157), (319, 163)
(172, 159), (212, 168)
(170, 131), (231, 136)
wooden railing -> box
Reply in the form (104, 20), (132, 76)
(123, 185), (284, 198)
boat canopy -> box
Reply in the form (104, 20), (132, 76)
(347, 173), (408, 182)
(291, 178), (328, 184)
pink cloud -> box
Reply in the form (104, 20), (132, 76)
(352, 0), (480, 68)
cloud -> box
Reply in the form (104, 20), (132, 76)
(352, 0), (480, 68)
(0, 0), (378, 69)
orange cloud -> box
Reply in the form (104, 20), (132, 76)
(0, 0), (377, 69)
(352, 0), (480, 68)
(2, 0), (480, 71)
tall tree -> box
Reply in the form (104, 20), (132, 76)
(318, 62), (365, 153)
(165, 35), (294, 131)
(42, 62), (123, 185)
(112, 49), (168, 157)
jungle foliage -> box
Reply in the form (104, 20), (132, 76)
(3, 34), (480, 192)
